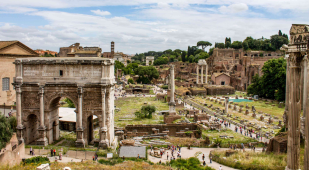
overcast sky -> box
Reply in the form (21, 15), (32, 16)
(0, 0), (308, 54)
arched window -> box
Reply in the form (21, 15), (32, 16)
(2, 77), (10, 91)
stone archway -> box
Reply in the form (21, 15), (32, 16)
(14, 57), (115, 148)
(26, 114), (39, 144)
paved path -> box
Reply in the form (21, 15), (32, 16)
(148, 147), (238, 170)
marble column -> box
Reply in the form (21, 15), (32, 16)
(100, 88), (108, 148)
(303, 55), (309, 170)
(196, 65), (199, 84)
(201, 65), (204, 84)
(76, 87), (85, 147)
(284, 54), (290, 128)
(205, 63), (208, 84)
(286, 54), (301, 170)
(106, 88), (111, 146)
(169, 65), (176, 114)
(37, 86), (48, 146)
(16, 86), (24, 143)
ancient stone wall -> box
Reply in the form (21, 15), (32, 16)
(125, 124), (197, 136)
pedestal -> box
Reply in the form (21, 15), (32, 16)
(99, 127), (109, 149)
(36, 126), (48, 146)
(75, 128), (85, 147)
(17, 125), (25, 144)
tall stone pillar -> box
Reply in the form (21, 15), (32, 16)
(169, 65), (176, 114)
(100, 88), (108, 148)
(284, 54), (290, 127)
(303, 55), (309, 170)
(76, 87), (85, 147)
(286, 54), (302, 170)
(36, 86), (48, 146)
(225, 97), (229, 114)
(205, 63), (208, 84)
(201, 65), (204, 84)
(196, 65), (199, 84)
(106, 86), (115, 146)
(16, 86), (24, 143)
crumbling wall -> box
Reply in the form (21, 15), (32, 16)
(125, 124), (197, 136)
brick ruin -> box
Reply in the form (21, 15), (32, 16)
(207, 48), (283, 91)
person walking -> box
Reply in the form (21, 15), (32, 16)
(167, 152), (169, 160)
(203, 161), (206, 166)
(219, 165), (222, 170)
(30, 147), (33, 155)
(50, 149), (53, 157)
(210, 156), (212, 163)
(54, 149), (56, 156)
(202, 154), (205, 161)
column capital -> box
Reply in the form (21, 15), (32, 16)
(39, 86), (44, 95)
(78, 87), (83, 96)
(303, 55), (308, 61)
(101, 88), (106, 94)
(16, 86), (22, 94)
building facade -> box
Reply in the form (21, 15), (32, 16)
(0, 41), (38, 106)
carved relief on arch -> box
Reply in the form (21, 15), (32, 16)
(22, 91), (40, 109)
(44, 92), (78, 110)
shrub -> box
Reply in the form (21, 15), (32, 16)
(169, 157), (215, 170)
(0, 114), (13, 150)
(8, 116), (17, 132)
(23, 156), (49, 165)
(128, 78), (134, 84)
(162, 85), (168, 89)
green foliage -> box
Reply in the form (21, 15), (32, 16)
(64, 98), (75, 108)
(141, 105), (156, 119)
(8, 116), (17, 132)
(23, 156), (50, 165)
(275, 126), (286, 136)
(115, 60), (125, 71)
(128, 78), (134, 84)
(134, 111), (144, 119)
(215, 42), (225, 49)
(162, 85), (168, 89)
(242, 41), (249, 50)
(270, 34), (289, 50)
(169, 157), (214, 170)
(209, 48), (214, 56)
(181, 51), (187, 62)
(197, 41), (212, 51)
(231, 41), (243, 49)
(135, 66), (159, 84)
(154, 56), (168, 66)
(0, 114), (13, 150)
(247, 58), (286, 101)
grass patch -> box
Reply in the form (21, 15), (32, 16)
(211, 150), (287, 170)
(203, 129), (258, 147)
(115, 97), (168, 127)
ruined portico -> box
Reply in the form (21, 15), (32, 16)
(196, 59), (208, 84)
(14, 57), (115, 148)
(282, 24), (309, 170)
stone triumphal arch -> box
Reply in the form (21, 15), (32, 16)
(14, 57), (115, 147)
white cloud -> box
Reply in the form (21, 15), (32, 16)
(91, 9), (111, 16)
(0, 0), (308, 54)
(219, 3), (248, 13)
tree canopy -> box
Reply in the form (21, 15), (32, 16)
(197, 41), (212, 51)
(247, 58), (286, 101)
(135, 66), (159, 84)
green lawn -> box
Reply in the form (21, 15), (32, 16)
(114, 97), (168, 127)
(203, 129), (257, 146)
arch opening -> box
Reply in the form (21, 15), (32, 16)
(27, 114), (39, 144)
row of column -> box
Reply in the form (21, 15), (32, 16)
(286, 54), (309, 170)
(196, 64), (208, 84)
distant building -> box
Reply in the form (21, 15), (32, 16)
(211, 73), (231, 85)
(0, 41), (38, 106)
(59, 43), (101, 57)
(34, 49), (58, 56)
